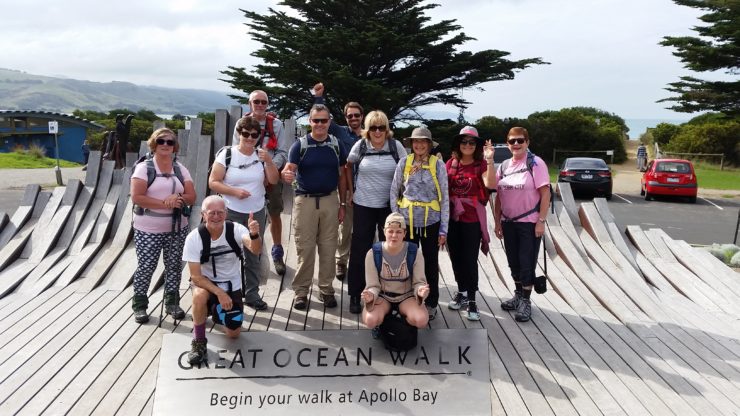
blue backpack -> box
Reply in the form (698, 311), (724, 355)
(371, 241), (418, 277)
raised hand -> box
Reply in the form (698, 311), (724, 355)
(247, 212), (260, 235)
(257, 147), (272, 164)
(483, 139), (495, 163)
(313, 82), (324, 97)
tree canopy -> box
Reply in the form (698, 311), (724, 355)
(659, 0), (740, 115)
(220, 0), (546, 121)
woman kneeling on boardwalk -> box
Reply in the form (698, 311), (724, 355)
(361, 213), (430, 329)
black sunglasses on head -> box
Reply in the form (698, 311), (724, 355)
(156, 138), (176, 146)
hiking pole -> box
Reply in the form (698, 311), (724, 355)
(734, 208), (739, 245)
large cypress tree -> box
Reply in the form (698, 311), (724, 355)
(220, 0), (546, 121)
(659, 0), (740, 115)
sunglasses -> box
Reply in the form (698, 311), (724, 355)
(507, 138), (526, 145)
(345, 113), (362, 119)
(240, 131), (260, 139)
(368, 125), (387, 132)
(311, 118), (329, 124)
(460, 139), (477, 146)
(251, 99), (268, 105)
(156, 138), (176, 146)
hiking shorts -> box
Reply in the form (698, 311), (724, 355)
(208, 289), (244, 330)
(266, 182), (284, 216)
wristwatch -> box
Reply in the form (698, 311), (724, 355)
(249, 232), (260, 240)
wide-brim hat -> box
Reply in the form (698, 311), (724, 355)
(403, 127), (439, 148)
(454, 125), (484, 145)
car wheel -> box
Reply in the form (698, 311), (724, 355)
(640, 186), (645, 196)
(644, 190), (652, 201)
(688, 196), (697, 203)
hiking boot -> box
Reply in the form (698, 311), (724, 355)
(132, 295), (149, 323)
(272, 245), (286, 276)
(426, 305), (437, 321)
(515, 298), (532, 322)
(187, 338), (208, 365)
(134, 309), (149, 324)
(335, 263), (347, 281)
(448, 292), (468, 310)
(246, 298), (268, 311)
(164, 292), (185, 320)
(293, 296), (308, 310)
(467, 301), (481, 321)
(320, 293), (337, 308)
(501, 290), (522, 311)
(349, 295), (362, 314)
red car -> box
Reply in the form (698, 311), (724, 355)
(641, 159), (698, 203)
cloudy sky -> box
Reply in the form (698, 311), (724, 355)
(0, 0), (729, 122)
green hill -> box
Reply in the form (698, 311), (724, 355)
(0, 68), (237, 114)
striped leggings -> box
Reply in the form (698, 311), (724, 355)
(132, 227), (188, 297)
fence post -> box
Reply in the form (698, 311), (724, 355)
(734, 209), (739, 245)
(720, 155), (724, 171)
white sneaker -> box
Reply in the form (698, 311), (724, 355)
(448, 292), (469, 310)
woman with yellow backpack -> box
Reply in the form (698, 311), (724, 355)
(390, 127), (449, 321)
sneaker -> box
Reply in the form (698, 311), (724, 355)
(187, 338), (208, 365)
(246, 298), (268, 311)
(134, 309), (149, 324)
(293, 296), (308, 310)
(515, 298), (532, 322)
(467, 301), (481, 321)
(320, 293), (337, 308)
(371, 326), (381, 339)
(272, 245), (286, 276)
(349, 296), (362, 314)
(448, 292), (468, 310)
(335, 263), (347, 281)
(501, 290), (522, 311)
(426, 305), (437, 321)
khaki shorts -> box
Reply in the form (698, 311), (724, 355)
(266, 182), (284, 216)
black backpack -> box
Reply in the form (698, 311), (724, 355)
(380, 310), (418, 352)
(197, 221), (245, 288)
(132, 152), (185, 188)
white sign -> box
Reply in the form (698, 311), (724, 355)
(606, 150), (614, 156)
(185, 120), (192, 130)
(48, 121), (59, 134)
(154, 329), (490, 415)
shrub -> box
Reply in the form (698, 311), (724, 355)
(650, 123), (681, 146)
(12, 144), (26, 154)
(666, 120), (740, 165)
(28, 143), (47, 159)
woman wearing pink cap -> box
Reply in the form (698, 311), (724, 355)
(445, 126), (495, 321)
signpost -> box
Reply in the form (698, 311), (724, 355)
(48, 121), (63, 185)
(154, 329), (491, 415)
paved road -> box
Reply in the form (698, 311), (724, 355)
(0, 167), (86, 217)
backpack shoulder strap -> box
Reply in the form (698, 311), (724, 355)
(298, 135), (309, 160)
(225, 147), (232, 172)
(372, 242), (383, 275)
(172, 162), (185, 185)
(145, 158), (156, 188)
(428, 155), (441, 201)
(328, 134), (341, 159)
(197, 224), (211, 264)
(388, 138), (399, 162)
(224, 221), (243, 260)
(406, 242), (418, 278)
(402, 154), (414, 180)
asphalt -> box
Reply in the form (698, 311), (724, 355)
(0, 167), (87, 216)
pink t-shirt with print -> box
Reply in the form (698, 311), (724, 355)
(496, 155), (549, 223)
(132, 159), (193, 233)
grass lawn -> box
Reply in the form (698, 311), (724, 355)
(0, 153), (80, 168)
(693, 163), (740, 191)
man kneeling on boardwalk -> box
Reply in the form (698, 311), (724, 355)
(361, 213), (430, 330)
(182, 195), (262, 364)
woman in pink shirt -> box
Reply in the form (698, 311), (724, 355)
(130, 128), (196, 324)
(493, 127), (550, 322)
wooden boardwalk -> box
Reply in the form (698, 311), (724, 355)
(0, 113), (738, 415)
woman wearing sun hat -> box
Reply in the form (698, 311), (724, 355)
(445, 126), (495, 321)
(389, 127), (449, 321)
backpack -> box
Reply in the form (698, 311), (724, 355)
(197, 220), (246, 287)
(212, 146), (262, 176)
(243, 112), (279, 150)
(448, 158), (489, 205)
(298, 134), (341, 164)
(401, 154), (442, 202)
(379, 310), (418, 352)
(497, 151), (554, 221)
(353, 138), (401, 190)
(371, 241), (418, 278)
(132, 153), (188, 217)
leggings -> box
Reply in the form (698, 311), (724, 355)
(406, 221), (441, 308)
(133, 226), (188, 297)
(447, 220), (481, 300)
(501, 221), (541, 287)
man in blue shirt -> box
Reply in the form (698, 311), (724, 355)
(281, 104), (348, 310)
(312, 82), (363, 281)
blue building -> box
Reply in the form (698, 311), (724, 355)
(0, 110), (103, 163)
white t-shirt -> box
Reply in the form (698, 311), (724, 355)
(214, 146), (266, 214)
(182, 222), (249, 291)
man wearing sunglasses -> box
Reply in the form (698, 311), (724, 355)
(281, 104), (348, 311)
(232, 90), (291, 279)
(311, 82), (363, 281)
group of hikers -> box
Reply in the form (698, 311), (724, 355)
(128, 84), (551, 364)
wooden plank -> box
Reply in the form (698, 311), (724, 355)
(593, 198), (639, 271)
(625, 225), (660, 259)
(182, 118), (202, 175)
(556, 182), (580, 227)
(214, 109), (228, 152)
(116, 351), (160, 416)
(0, 190), (51, 272)
(227, 105), (243, 147)
(0, 184), (40, 247)
(665, 237), (740, 299)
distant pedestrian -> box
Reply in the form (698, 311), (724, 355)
(636, 143), (647, 171)
(81, 140), (90, 170)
